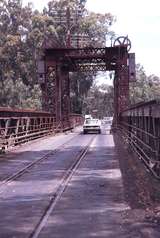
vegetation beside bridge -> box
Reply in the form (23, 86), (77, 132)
(0, 0), (160, 117)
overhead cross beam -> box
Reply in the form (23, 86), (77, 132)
(38, 36), (135, 128)
(44, 46), (128, 72)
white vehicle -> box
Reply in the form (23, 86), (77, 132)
(103, 117), (113, 126)
(84, 114), (92, 120)
(83, 118), (101, 134)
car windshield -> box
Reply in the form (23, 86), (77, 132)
(85, 119), (99, 124)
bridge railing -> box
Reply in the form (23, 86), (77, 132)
(69, 113), (84, 128)
(118, 100), (160, 178)
(0, 108), (83, 152)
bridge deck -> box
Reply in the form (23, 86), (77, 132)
(0, 127), (159, 238)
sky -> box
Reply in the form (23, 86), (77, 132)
(23, 0), (160, 77)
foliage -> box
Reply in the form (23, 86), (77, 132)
(130, 64), (160, 104)
(0, 0), (42, 109)
(80, 12), (115, 47)
(0, 0), (160, 115)
(43, 0), (116, 113)
(0, 78), (42, 108)
(0, 0), (115, 110)
(82, 83), (114, 118)
(70, 71), (95, 113)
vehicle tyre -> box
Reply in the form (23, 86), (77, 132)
(98, 129), (101, 134)
(83, 130), (87, 134)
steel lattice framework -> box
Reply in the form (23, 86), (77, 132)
(38, 37), (135, 128)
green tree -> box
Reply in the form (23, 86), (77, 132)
(0, 0), (43, 108)
(0, 0), (116, 112)
(130, 64), (160, 104)
(83, 83), (114, 118)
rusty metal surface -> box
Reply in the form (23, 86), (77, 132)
(0, 109), (83, 152)
(119, 100), (160, 178)
(44, 46), (128, 72)
(121, 100), (160, 117)
(39, 39), (133, 125)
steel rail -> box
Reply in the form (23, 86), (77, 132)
(0, 133), (79, 190)
(29, 135), (96, 238)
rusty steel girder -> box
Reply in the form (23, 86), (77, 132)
(0, 108), (83, 152)
(119, 100), (160, 178)
(43, 46), (128, 72)
(38, 36), (135, 127)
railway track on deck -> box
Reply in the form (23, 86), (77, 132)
(29, 135), (96, 238)
(0, 133), (80, 189)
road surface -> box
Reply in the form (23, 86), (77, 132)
(0, 126), (159, 238)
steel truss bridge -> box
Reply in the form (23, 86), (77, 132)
(0, 37), (160, 178)
(38, 37), (135, 126)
